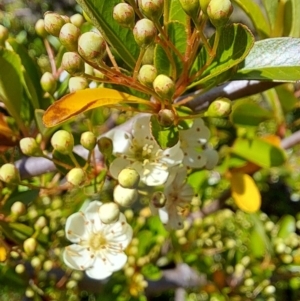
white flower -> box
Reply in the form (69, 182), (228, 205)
(108, 115), (183, 186)
(150, 167), (194, 229)
(179, 118), (218, 169)
(63, 201), (132, 280)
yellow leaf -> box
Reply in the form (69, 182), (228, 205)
(230, 172), (261, 213)
(43, 88), (152, 127)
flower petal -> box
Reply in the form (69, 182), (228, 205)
(65, 212), (88, 243)
(109, 158), (131, 179)
(63, 244), (93, 270)
(204, 148), (219, 169)
(84, 201), (103, 232)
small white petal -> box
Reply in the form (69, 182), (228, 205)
(109, 158), (131, 179)
(182, 148), (206, 168)
(106, 130), (132, 154)
(65, 212), (88, 243)
(203, 148), (219, 169)
(139, 162), (169, 186)
(63, 244), (93, 270)
(84, 201), (103, 232)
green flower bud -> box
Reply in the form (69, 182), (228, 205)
(31, 256), (41, 269)
(51, 130), (74, 154)
(44, 12), (66, 36)
(19, 137), (42, 157)
(15, 264), (25, 274)
(78, 31), (106, 61)
(114, 185), (138, 207)
(66, 168), (86, 186)
(138, 64), (157, 87)
(98, 202), (120, 224)
(97, 137), (113, 157)
(199, 0), (211, 15)
(207, 0), (233, 28)
(34, 216), (47, 230)
(43, 260), (53, 272)
(157, 109), (175, 127)
(80, 131), (97, 150)
(59, 23), (81, 51)
(11, 201), (26, 216)
(70, 13), (85, 28)
(0, 25), (9, 45)
(153, 74), (175, 100)
(179, 0), (200, 18)
(35, 19), (48, 38)
(142, 44), (155, 64)
(113, 3), (135, 29)
(133, 18), (157, 48)
(69, 76), (89, 92)
(205, 97), (231, 117)
(61, 15), (71, 23)
(138, 0), (163, 21)
(151, 191), (167, 208)
(23, 237), (37, 255)
(62, 52), (85, 75)
(40, 72), (57, 94)
(0, 163), (20, 184)
(118, 168), (140, 189)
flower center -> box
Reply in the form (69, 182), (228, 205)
(89, 232), (107, 252)
(134, 143), (155, 162)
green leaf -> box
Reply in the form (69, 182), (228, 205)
(277, 215), (296, 239)
(0, 48), (25, 131)
(232, 0), (271, 38)
(141, 263), (162, 281)
(275, 85), (297, 113)
(261, 0), (278, 33)
(283, 0), (300, 38)
(154, 21), (187, 79)
(231, 138), (286, 168)
(7, 39), (42, 109)
(169, 0), (188, 24)
(76, 0), (138, 69)
(150, 115), (179, 149)
(234, 38), (300, 81)
(189, 24), (254, 89)
(230, 100), (273, 126)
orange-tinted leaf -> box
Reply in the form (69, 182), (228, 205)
(230, 172), (261, 213)
(261, 134), (281, 147)
(43, 88), (151, 127)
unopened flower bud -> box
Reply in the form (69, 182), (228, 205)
(35, 19), (47, 38)
(66, 168), (86, 186)
(153, 74), (175, 100)
(11, 201), (26, 216)
(118, 168), (140, 189)
(205, 97), (231, 117)
(34, 216), (47, 230)
(44, 12), (66, 36)
(98, 202), (120, 224)
(113, 3), (135, 29)
(158, 109), (175, 127)
(138, 0), (163, 21)
(97, 137), (113, 157)
(80, 131), (97, 150)
(114, 185), (138, 207)
(40, 72), (57, 94)
(0, 25), (9, 45)
(138, 64), (157, 87)
(61, 15), (70, 23)
(59, 23), (81, 51)
(70, 13), (85, 28)
(19, 137), (42, 157)
(133, 18), (157, 48)
(69, 76), (89, 92)
(31, 256), (41, 269)
(0, 163), (20, 184)
(78, 31), (106, 61)
(23, 237), (37, 255)
(142, 44), (155, 64)
(207, 0), (233, 28)
(151, 191), (166, 208)
(51, 130), (74, 154)
(199, 0), (211, 15)
(15, 264), (25, 274)
(62, 52), (85, 75)
(179, 0), (200, 18)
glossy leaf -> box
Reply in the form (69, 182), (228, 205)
(76, 0), (138, 69)
(154, 21), (187, 79)
(275, 85), (298, 113)
(169, 0), (188, 24)
(232, 0), (271, 38)
(43, 88), (150, 127)
(231, 138), (286, 168)
(0, 48), (25, 130)
(230, 100), (273, 126)
(230, 172), (261, 213)
(189, 24), (254, 89)
(283, 0), (300, 38)
(234, 38), (300, 81)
